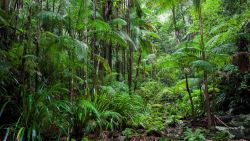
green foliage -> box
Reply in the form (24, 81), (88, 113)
(95, 92), (145, 124)
(184, 128), (206, 141)
(133, 109), (165, 132)
(137, 81), (164, 102)
(56, 92), (145, 137)
(11, 89), (57, 140)
(214, 65), (250, 114)
(210, 130), (231, 141)
(122, 128), (136, 138)
(1, 0), (250, 140)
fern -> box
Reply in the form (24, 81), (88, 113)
(184, 128), (205, 141)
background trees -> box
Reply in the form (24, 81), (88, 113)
(0, 0), (250, 140)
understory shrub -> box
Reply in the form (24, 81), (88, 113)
(184, 128), (205, 141)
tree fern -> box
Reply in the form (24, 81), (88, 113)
(191, 59), (215, 72)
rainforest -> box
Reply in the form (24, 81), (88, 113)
(0, 0), (250, 140)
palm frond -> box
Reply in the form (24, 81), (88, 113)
(111, 18), (127, 26)
(81, 99), (100, 118)
(0, 10), (9, 26)
(36, 11), (66, 27)
(118, 31), (137, 50)
(94, 55), (111, 73)
(191, 60), (216, 72)
(87, 19), (112, 31)
(58, 35), (89, 60)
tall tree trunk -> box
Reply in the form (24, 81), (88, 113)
(121, 0), (126, 81)
(127, 0), (133, 92)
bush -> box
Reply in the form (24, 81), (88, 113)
(95, 92), (145, 125)
(6, 89), (58, 140)
(184, 128), (205, 141)
(136, 81), (164, 102)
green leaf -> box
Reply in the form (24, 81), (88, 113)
(17, 127), (25, 141)
(0, 99), (10, 118)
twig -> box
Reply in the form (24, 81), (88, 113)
(214, 115), (229, 128)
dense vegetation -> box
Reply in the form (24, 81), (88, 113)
(0, 0), (250, 140)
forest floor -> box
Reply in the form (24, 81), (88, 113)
(83, 115), (250, 141)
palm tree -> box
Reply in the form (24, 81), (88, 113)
(192, 0), (213, 128)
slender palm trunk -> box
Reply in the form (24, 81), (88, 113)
(92, 0), (98, 95)
(172, 5), (180, 44)
(103, 0), (113, 70)
(127, 0), (133, 92)
(128, 46), (133, 92)
(116, 48), (120, 80)
(115, 3), (120, 80)
(122, 0), (126, 81)
(134, 49), (142, 91)
(123, 49), (126, 80)
(198, 7), (213, 128)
